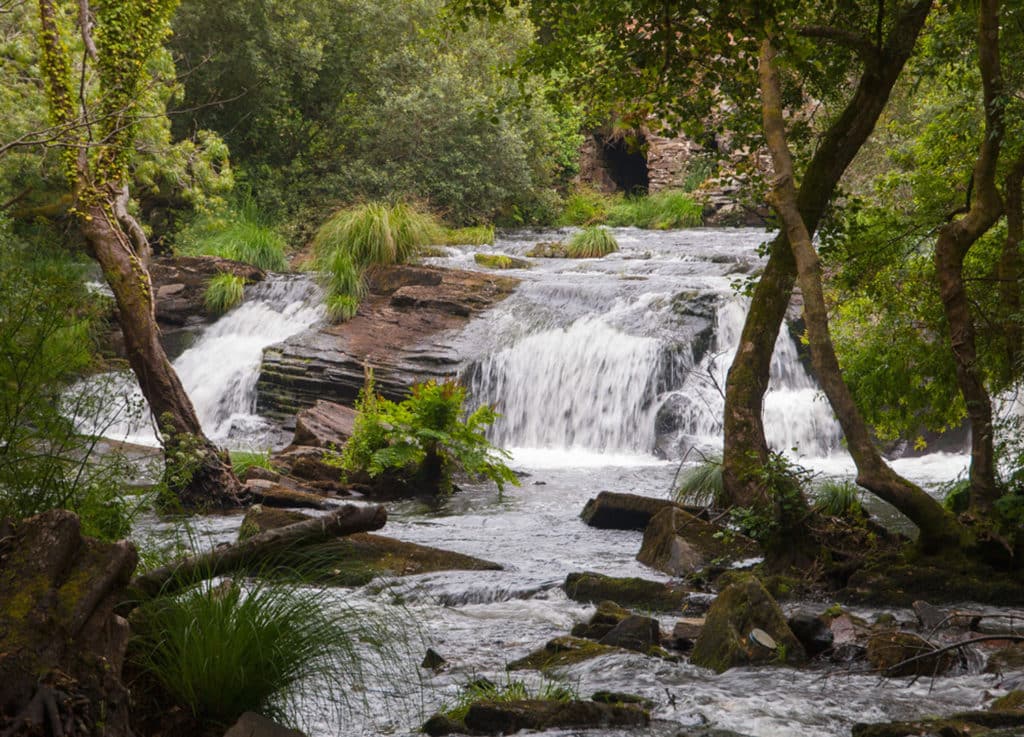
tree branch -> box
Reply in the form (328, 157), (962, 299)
(77, 0), (97, 61)
(799, 25), (877, 63)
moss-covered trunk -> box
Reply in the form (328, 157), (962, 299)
(721, 0), (932, 507)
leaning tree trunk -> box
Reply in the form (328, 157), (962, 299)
(80, 195), (242, 508)
(721, 0), (932, 507)
(933, 0), (1005, 514)
(758, 38), (962, 551)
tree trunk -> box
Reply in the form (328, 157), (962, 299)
(127, 503), (387, 601)
(933, 0), (1005, 513)
(721, 0), (932, 507)
(759, 38), (962, 551)
(80, 195), (242, 508)
(999, 162), (1024, 375)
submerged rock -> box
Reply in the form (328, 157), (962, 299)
(866, 631), (958, 677)
(571, 600), (631, 640)
(425, 699), (649, 736)
(690, 574), (805, 673)
(787, 610), (834, 657)
(636, 506), (759, 576)
(474, 252), (532, 270)
(598, 615), (661, 652)
(563, 571), (691, 611)
(508, 636), (622, 672)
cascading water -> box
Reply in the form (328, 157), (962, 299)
(462, 228), (843, 460)
(86, 274), (323, 448)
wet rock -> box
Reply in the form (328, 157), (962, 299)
(591, 691), (656, 709)
(787, 610), (834, 657)
(598, 615), (661, 652)
(913, 599), (982, 631)
(525, 241), (568, 258)
(670, 618), (704, 651)
(223, 711), (306, 737)
(571, 600), (631, 639)
(993, 691), (1024, 711)
(676, 729), (755, 737)
(637, 507), (759, 576)
(459, 699), (649, 735)
(271, 445), (340, 483)
(507, 636), (621, 672)
(243, 479), (336, 510)
(840, 555), (1024, 607)
(866, 631), (957, 677)
(240, 464), (281, 483)
(564, 571), (691, 611)
(421, 648), (447, 671)
(852, 709), (1024, 737)
(292, 400), (358, 448)
(257, 265), (517, 419)
(422, 713), (465, 737)
(690, 574), (805, 673)
(150, 255), (265, 327)
(984, 644), (1024, 674)
(580, 491), (689, 531)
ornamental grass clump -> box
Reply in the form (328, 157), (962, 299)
(313, 202), (443, 322)
(176, 199), (289, 272)
(203, 272), (246, 315)
(673, 455), (724, 508)
(606, 190), (703, 229)
(813, 479), (864, 518)
(566, 226), (619, 258)
(129, 577), (410, 731)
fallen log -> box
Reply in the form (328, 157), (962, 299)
(126, 503), (387, 602)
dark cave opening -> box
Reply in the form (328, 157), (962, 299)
(598, 133), (649, 195)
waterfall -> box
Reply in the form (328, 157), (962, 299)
(84, 274), (323, 447)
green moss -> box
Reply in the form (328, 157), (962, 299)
(525, 241), (568, 258)
(474, 253), (530, 270)
(444, 225), (495, 246)
(993, 691), (1024, 711)
(563, 572), (688, 611)
(507, 636), (620, 672)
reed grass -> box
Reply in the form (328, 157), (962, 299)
(203, 273), (246, 315)
(673, 455), (725, 508)
(566, 226), (619, 258)
(177, 200), (289, 272)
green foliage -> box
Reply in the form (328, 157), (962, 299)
(203, 273), (246, 316)
(129, 578), (398, 729)
(566, 226), (619, 258)
(313, 202), (440, 321)
(673, 455), (724, 508)
(0, 225), (141, 540)
(813, 479), (864, 518)
(605, 191), (704, 229)
(559, 188), (611, 226)
(229, 450), (273, 476)
(444, 225), (496, 246)
(175, 198), (288, 271)
(731, 453), (812, 544)
(337, 372), (518, 496)
(442, 677), (576, 722)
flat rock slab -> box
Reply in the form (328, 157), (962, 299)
(243, 479), (337, 509)
(564, 571), (692, 612)
(292, 400), (357, 447)
(257, 264), (517, 419)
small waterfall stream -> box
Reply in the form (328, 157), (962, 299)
(88, 274), (322, 447)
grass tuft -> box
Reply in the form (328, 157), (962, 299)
(559, 188), (610, 226)
(442, 677), (576, 722)
(566, 226), (619, 258)
(606, 190), (703, 229)
(176, 199), (288, 272)
(204, 273), (246, 315)
(229, 449), (273, 476)
(444, 225), (495, 246)
(673, 455), (724, 508)
(813, 479), (864, 517)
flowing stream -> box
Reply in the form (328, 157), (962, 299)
(127, 227), (1007, 736)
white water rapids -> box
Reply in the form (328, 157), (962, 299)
(120, 227), (1002, 737)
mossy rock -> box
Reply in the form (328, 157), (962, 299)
(238, 506), (311, 541)
(985, 644), (1024, 674)
(507, 636), (621, 672)
(563, 571), (690, 611)
(852, 709), (1024, 737)
(580, 491), (688, 531)
(425, 699), (650, 735)
(473, 253), (531, 270)
(570, 599), (631, 639)
(690, 573), (805, 673)
(525, 241), (568, 258)
(637, 506), (759, 577)
(993, 691), (1024, 711)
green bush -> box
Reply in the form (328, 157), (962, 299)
(559, 188), (611, 226)
(673, 455), (724, 508)
(606, 190), (703, 229)
(567, 226), (619, 258)
(813, 479), (864, 517)
(129, 578), (392, 729)
(336, 372), (518, 496)
(313, 202), (443, 268)
(0, 227), (143, 540)
(176, 199), (288, 271)
(203, 273), (246, 315)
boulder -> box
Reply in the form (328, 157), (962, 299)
(571, 600), (631, 640)
(598, 615), (661, 652)
(257, 265), (517, 419)
(636, 506), (759, 576)
(271, 445), (340, 483)
(474, 253), (532, 270)
(590, 692), (656, 709)
(690, 574), (805, 673)
(243, 479), (336, 510)
(787, 610), (834, 657)
(985, 644), (1024, 674)
(463, 700), (649, 735)
(670, 618), (705, 651)
(238, 506), (312, 541)
(580, 491), (688, 530)
(223, 711), (306, 737)
(507, 636), (621, 672)
(292, 400), (358, 448)
(866, 631), (958, 677)
(563, 571), (691, 611)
